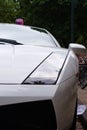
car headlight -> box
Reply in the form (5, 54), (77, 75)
(22, 52), (65, 85)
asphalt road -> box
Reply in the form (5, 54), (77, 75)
(76, 85), (87, 130)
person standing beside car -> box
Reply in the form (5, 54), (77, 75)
(15, 18), (24, 25)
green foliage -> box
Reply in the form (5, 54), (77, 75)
(0, 0), (17, 23)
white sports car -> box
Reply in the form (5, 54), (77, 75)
(0, 23), (86, 130)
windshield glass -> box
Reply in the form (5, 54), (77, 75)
(0, 24), (60, 47)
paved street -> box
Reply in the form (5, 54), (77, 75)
(76, 118), (84, 130)
(76, 85), (87, 130)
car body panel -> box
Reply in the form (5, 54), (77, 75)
(0, 48), (78, 130)
(0, 23), (83, 130)
(0, 45), (67, 83)
(0, 85), (58, 105)
(53, 50), (78, 130)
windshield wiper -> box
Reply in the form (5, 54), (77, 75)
(0, 38), (22, 45)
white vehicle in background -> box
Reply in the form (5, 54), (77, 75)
(0, 23), (86, 130)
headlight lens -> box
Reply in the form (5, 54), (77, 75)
(23, 52), (66, 84)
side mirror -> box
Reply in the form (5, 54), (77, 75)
(69, 43), (86, 55)
(69, 43), (87, 89)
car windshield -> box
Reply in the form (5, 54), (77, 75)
(0, 24), (60, 47)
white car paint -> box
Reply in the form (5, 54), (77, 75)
(0, 23), (84, 130)
(0, 45), (67, 83)
(53, 50), (78, 130)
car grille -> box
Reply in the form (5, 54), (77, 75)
(0, 100), (57, 130)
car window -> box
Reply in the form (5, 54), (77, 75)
(0, 24), (60, 48)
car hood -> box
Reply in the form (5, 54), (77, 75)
(0, 45), (67, 83)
